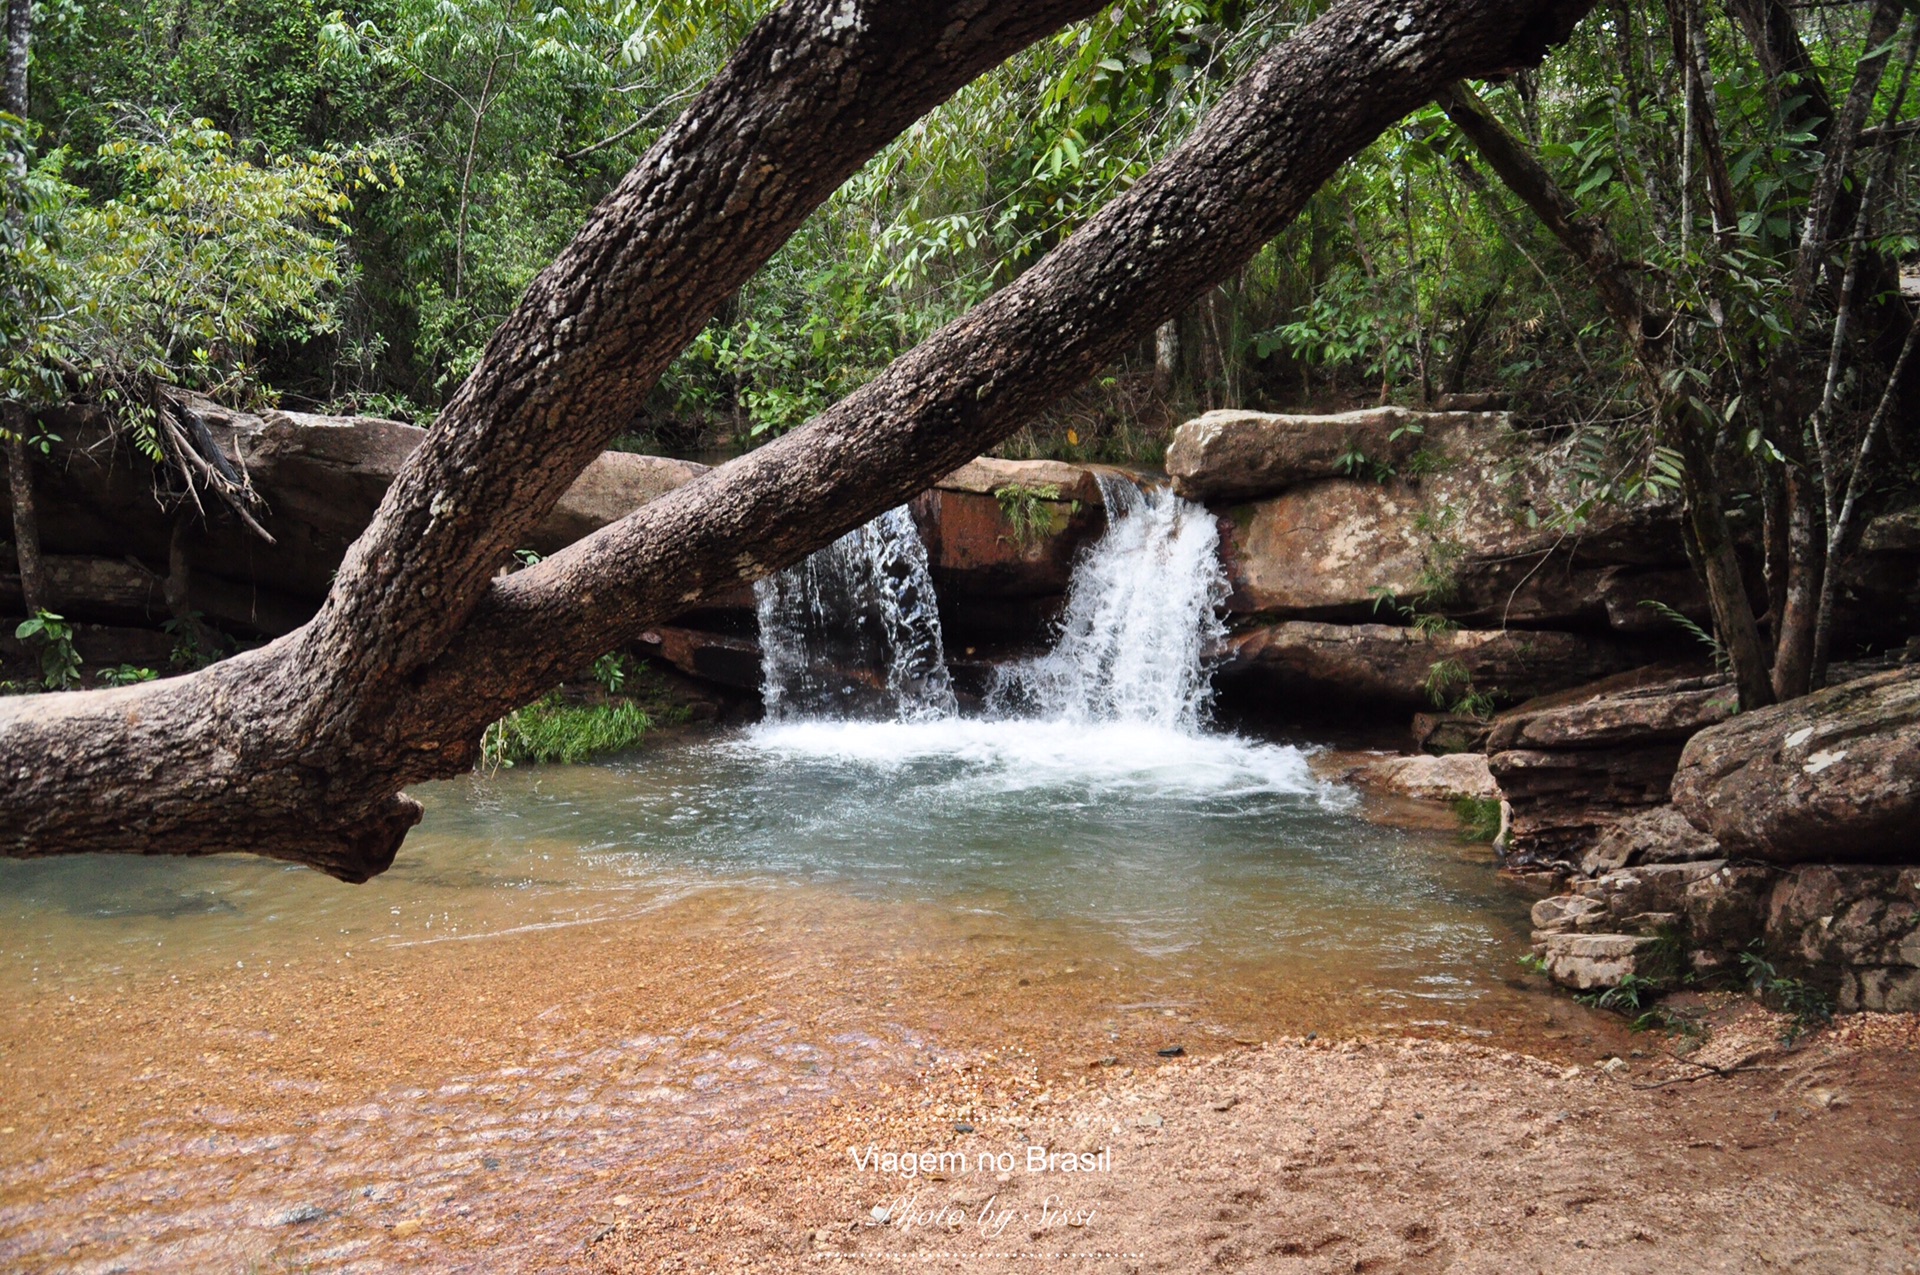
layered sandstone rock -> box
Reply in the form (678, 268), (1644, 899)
(1220, 620), (1640, 709)
(1485, 670), (1733, 864)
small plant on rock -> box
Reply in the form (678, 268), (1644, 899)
(1452, 796), (1503, 843)
(994, 482), (1064, 547)
(1740, 946), (1835, 1046)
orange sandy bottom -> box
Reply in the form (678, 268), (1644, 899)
(1, 880), (1914, 1273)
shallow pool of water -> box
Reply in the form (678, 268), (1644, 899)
(2, 720), (1531, 1023)
(0, 720), (1568, 1272)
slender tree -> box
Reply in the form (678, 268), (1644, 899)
(3, 0), (45, 615)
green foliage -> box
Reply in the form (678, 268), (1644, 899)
(1516, 951), (1550, 976)
(1740, 946), (1835, 1046)
(7, 113), (368, 460)
(480, 695), (653, 768)
(96, 664), (160, 686)
(1576, 972), (1655, 1015)
(592, 652), (628, 695)
(1639, 599), (1729, 673)
(994, 482), (1065, 546)
(164, 612), (227, 670)
(1452, 795), (1503, 843)
(13, 611), (82, 690)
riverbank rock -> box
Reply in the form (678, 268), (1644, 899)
(1531, 857), (1920, 1003)
(1165, 406), (1443, 502)
(1536, 932), (1656, 990)
(1671, 665), (1920, 864)
(1528, 857), (1775, 989)
(1487, 669), (1734, 865)
(1768, 866), (1920, 1011)
(1347, 752), (1500, 802)
(1219, 620), (1641, 710)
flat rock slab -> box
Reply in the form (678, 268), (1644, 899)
(1166, 407), (1462, 502)
(1223, 620), (1639, 709)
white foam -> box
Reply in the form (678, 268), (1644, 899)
(730, 717), (1330, 802)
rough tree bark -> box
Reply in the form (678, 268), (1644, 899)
(1438, 80), (1776, 711)
(0, 0), (1595, 881)
(3, 0), (46, 616)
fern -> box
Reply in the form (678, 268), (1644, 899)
(1638, 599), (1727, 671)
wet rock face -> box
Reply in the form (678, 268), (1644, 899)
(909, 460), (1106, 617)
(1671, 666), (1920, 864)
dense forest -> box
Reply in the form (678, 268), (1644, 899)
(4, 0), (1918, 709)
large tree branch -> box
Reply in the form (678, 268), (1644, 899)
(408, 0), (1600, 743)
(0, 0), (1596, 880)
(291, 0), (1107, 731)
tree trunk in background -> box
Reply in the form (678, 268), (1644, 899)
(3, 0), (46, 616)
(1438, 81), (1775, 711)
(0, 0), (1597, 881)
(4, 410), (45, 615)
(1154, 319), (1179, 395)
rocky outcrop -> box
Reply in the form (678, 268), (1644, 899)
(1198, 411), (1699, 632)
(1486, 670), (1734, 864)
(1579, 805), (1722, 875)
(1528, 859), (1920, 1008)
(911, 458), (1108, 643)
(1165, 406), (1446, 502)
(1671, 665), (1920, 864)
(5, 403), (709, 634)
(1768, 866), (1920, 1012)
(635, 625), (763, 692)
(1219, 620), (1640, 709)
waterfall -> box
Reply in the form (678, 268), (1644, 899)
(988, 475), (1228, 731)
(754, 506), (957, 721)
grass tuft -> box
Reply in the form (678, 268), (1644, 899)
(481, 697), (653, 768)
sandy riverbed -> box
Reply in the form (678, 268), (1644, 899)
(3, 875), (1916, 1273)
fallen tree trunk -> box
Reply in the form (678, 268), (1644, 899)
(0, 0), (1595, 880)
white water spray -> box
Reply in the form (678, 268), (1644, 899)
(988, 475), (1228, 731)
(743, 478), (1320, 798)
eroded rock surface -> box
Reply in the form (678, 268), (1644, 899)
(1221, 620), (1638, 709)
(1165, 406), (1443, 503)
(1672, 666), (1920, 864)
